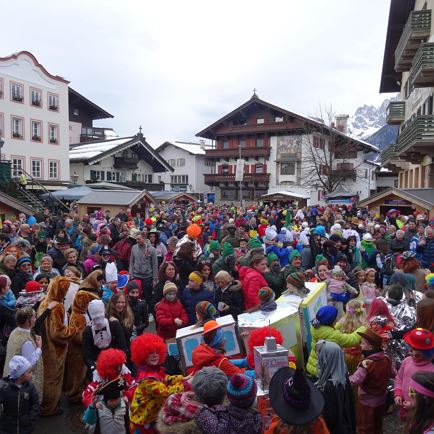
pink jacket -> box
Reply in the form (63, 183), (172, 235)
(239, 266), (268, 310)
(394, 356), (434, 404)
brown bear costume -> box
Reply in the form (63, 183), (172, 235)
(38, 276), (78, 416)
(63, 289), (98, 403)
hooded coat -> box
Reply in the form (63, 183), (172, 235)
(63, 290), (98, 403)
(306, 324), (366, 377)
(156, 298), (189, 340)
(238, 266), (268, 310)
(37, 276), (79, 416)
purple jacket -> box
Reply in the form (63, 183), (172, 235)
(196, 404), (262, 434)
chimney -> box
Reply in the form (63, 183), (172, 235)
(335, 114), (349, 134)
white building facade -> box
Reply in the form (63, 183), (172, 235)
(0, 51), (70, 184)
(156, 141), (213, 195)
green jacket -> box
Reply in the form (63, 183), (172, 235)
(306, 324), (366, 377)
(264, 270), (285, 298)
(212, 256), (229, 275)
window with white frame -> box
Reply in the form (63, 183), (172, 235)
(49, 160), (59, 179)
(177, 158), (185, 167)
(31, 88), (42, 107)
(31, 121), (42, 141)
(256, 118), (265, 124)
(12, 117), (23, 138)
(49, 124), (58, 143)
(31, 159), (42, 178)
(11, 83), (23, 102)
(11, 157), (24, 177)
(48, 93), (59, 111)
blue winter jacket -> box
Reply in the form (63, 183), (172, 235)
(181, 286), (215, 325)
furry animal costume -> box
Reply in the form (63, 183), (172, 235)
(38, 276), (79, 416)
(63, 289), (98, 403)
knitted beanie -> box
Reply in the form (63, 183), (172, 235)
(16, 256), (32, 268)
(227, 374), (257, 408)
(315, 306), (338, 326)
(290, 250), (301, 260)
(209, 240), (220, 253)
(163, 281), (178, 296)
(189, 271), (203, 286)
(192, 367), (228, 406)
(258, 286), (275, 303)
(195, 301), (217, 320)
(248, 238), (262, 249)
(8, 355), (31, 380)
(286, 272), (306, 290)
(24, 280), (42, 293)
(267, 252), (279, 265)
(315, 254), (328, 266)
(222, 242), (234, 258)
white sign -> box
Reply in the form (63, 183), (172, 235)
(235, 159), (245, 181)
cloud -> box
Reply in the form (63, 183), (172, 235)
(2, 0), (391, 146)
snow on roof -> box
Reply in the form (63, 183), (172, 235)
(77, 189), (142, 205)
(69, 137), (133, 161)
(262, 191), (310, 199)
(164, 141), (212, 155)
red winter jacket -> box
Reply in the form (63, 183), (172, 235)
(239, 266), (268, 310)
(191, 343), (244, 377)
(155, 298), (189, 340)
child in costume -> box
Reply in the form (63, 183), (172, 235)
(405, 371), (434, 434)
(155, 281), (188, 340)
(394, 328), (434, 421)
(350, 329), (394, 434)
(194, 300), (218, 327)
(336, 298), (366, 374)
(82, 348), (134, 408)
(326, 265), (358, 318)
(83, 377), (129, 434)
(129, 333), (188, 433)
(359, 268), (380, 307)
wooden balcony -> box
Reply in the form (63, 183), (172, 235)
(395, 9), (431, 72)
(113, 157), (139, 170)
(386, 101), (405, 125)
(394, 115), (434, 159)
(214, 122), (302, 136)
(204, 173), (270, 185)
(409, 42), (434, 87)
(205, 146), (271, 159)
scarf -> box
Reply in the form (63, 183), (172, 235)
(91, 318), (112, 349)
(162, 392), (202, 425)
(315, 340), (348, 390)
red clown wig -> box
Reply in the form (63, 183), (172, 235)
(131, 333), (167, 366)
(246, 327), (283, 367)
(96, 349), (127, 380)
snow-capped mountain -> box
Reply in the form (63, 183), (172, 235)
(348, 95), (399, 145)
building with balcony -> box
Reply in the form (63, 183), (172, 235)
(155, 141), (213, 196)
(69, 131), (173, 189)
(196, 93), (378, 204)
(0, 51), (70, 186)
(68, 87), (116, 143)
(363, 0), (434, 218)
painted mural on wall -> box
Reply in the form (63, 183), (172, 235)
(276, 136), (302, 160)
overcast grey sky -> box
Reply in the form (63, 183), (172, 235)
(3, 0), (392, 146)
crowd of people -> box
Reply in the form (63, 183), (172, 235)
(0, 202), (432, 434)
